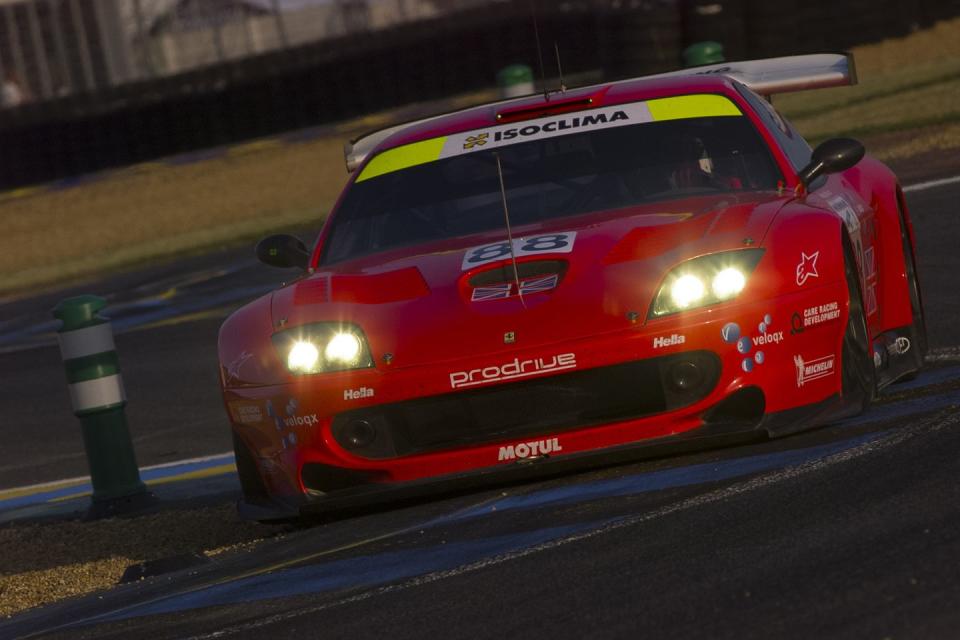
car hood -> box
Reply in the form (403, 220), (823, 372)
(271, 192), (790, 369)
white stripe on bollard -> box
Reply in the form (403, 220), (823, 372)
(501, 81), (535, 98)
(68, 374), (126, 412)
(57, 322), (116, 360)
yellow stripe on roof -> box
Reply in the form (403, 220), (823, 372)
(647, 94), (741, 121)
(355, 94), (739, 182)
(356, 136), (448, 182)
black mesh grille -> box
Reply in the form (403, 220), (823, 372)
(332, 351), (720, 459)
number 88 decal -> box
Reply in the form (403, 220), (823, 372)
(461, 232), (577, 269)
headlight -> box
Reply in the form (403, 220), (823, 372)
(651, 249), (764, 317)
(325, 333), (362, 365)
(671, 274), (706, 309)
(272, 323), (374, 375)
(712, 268), (746, 299)
(288, 340), (321, 372)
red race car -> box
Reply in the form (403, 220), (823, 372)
(219, 53), (926, 520)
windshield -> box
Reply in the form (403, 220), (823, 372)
(321, 105), (782, 266)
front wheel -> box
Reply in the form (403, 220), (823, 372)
(841, 235), (877, 410)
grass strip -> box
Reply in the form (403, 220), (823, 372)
(805, 111), (960, 147)
(1, 19), (959, 296)
(781, 66), (960, 120)
(0, 137), (347, 295)
(789, 75), (960, 143)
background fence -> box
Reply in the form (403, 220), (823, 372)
(0, 0), (490, 102)
(1, 0), (959, 190)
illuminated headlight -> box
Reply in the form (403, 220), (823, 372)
(273, 324), (373, 375)
(712, 268), (746, 299)
(671, 274), (706, 309)
(651, 250), (764, 317)
(325, 332), (362, 365)
(288, 340), (321, 373)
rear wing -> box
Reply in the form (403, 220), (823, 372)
(643, 52), (857, 96)
(344, 52), (856, 173)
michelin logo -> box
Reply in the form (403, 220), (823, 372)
(794, 354), (835, 387)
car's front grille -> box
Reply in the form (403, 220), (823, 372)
(331, 351), (721, 459)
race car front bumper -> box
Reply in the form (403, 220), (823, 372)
(225, 279), (853, 519)
(235, 390), (847, 522)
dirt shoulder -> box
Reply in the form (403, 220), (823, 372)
(0, 503), (287, 619)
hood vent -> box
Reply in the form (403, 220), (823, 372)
(465, 260), (567, 302)
(293, 268), (429, 306)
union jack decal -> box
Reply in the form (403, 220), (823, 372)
(519, 274), (559, 294)
(471, 283), (512, 301)
(470, 274), (560, 301)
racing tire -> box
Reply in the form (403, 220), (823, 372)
(900, 205), (928, 363)
(232, 431), (271, 507)
(841, 235), (877, 410)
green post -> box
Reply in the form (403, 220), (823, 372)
(497, 64), (535, 98)
(682, 41), (725, 67)
(53, 295), (154, 518)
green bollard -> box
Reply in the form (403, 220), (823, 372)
(53, 295), (155, 519)
(682, 41), (725, 67)
(497, 64), (535, 99)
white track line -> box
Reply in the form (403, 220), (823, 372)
(0, 451), (233, 497)
(903, 175), (960, 193)
(186, 409), (960, 640)
(926, 347), (960, 362)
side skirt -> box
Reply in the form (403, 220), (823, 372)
(760, 393), (849, 438)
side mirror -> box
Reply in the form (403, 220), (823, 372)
(798, 138), (865, 188)
(256, 234), (310, 270)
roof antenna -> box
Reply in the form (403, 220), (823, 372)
(493, 152), (526, 309)
(554, 41), (566, 93)
(531, 1), (549, 102)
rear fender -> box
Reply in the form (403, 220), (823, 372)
(850, 157), (914, 333)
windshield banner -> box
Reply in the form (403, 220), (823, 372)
(357, 94), (741, 183)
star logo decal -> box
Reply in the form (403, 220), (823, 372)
(226, 350), (253, 382)
(796, 251), (819, 286)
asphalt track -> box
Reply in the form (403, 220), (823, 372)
(2, 177), (960, 638)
